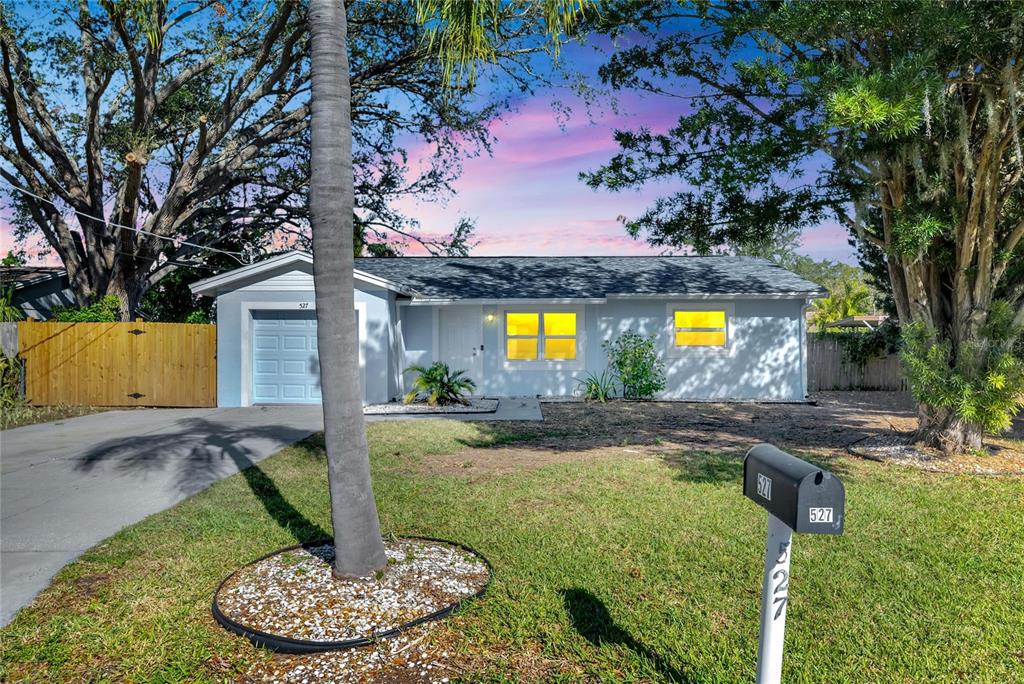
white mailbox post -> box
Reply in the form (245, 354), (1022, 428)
(743, 444), (846, 684)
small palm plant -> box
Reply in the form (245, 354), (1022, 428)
(403, 362), (477, 406)
(0, 286), (24, 322)
(576, 368), (616, 402)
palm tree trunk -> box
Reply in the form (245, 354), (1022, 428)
(309, 0), (386, 578)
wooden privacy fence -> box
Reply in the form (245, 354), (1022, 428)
(807, 336), (907, 392)
(18, 320), (216, 407)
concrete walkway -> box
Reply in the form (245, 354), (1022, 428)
(0, 398), (541, 625)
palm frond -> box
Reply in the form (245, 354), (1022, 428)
(415, 0), (592, 89)
(402, 361), (477, 405)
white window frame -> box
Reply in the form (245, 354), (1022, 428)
(666, 301), (734, 357)
(499, 305), (585, 371)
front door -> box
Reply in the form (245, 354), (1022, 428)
(438, 306), (483, 392)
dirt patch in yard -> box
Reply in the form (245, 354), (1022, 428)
(850, 433), (1024, 476)
(418, 392), (1022, 477)
(71, 573), (110, 600)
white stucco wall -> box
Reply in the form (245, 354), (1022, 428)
(212, 267), (394, 406)
(398, 297), (808, 401)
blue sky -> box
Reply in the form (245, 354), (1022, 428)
(393, 32), (856, 262)
(1, 5), (857, 265)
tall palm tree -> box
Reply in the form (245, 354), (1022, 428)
(308, 0), (588, 577)
(309, 0), (385, 577)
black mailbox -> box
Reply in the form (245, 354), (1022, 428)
(743, 444), (845, 534)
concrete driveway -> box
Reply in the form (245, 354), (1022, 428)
(0, 406), (325, 626)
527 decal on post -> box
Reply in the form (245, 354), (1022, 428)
(771, 541), (790, 620)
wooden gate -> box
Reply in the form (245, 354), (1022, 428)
(18, 320), (216, 407)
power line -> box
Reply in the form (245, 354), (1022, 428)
(0, 180), (253, 264)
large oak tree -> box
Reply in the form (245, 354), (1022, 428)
(0, 0), (498, 318)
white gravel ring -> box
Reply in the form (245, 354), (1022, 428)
(212, 537), (491, 654)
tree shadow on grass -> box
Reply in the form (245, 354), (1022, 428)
(74, 418), (327, 543)
(661, 450), (746, 484)
(560, 588), (694, 683)
(661, 447), (853, 485)
(207, 433), (329, 542)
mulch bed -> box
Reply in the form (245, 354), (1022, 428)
(849, 433), (1024, 476)
(216, 539), (489, 645)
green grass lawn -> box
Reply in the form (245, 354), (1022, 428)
(1, 420), (1022, 683)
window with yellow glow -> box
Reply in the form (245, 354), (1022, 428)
(505, 312), (577, 361)
(506, 337), (538, 360)
(506, 313), (539, 336)
(673, 310), (727, 347)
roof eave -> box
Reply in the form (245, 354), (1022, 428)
(189, 251), (312, 296)
(1, 270), (67, 290)
(351, 270), (416, 296)
(189, 250), (416, 297)
(402, 291), (827, 303)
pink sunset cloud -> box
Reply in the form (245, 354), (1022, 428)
(799, 221), (853, 261)
(1, 214), (61, 265)
(396, 89), (856, 263)
(394, 92), (680, 254)
(474, 95), (683, 168)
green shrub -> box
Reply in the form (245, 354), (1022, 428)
(818, 319), (902, 367)
(0, 353), (22, 412)
(901, 301), (1024, 436)
(0, 286), (23, 322)
(402, 361), (476, 406)
(576, 368), (616, 402)
(184, 309), (210, 324)
(53, 295), (121, 322)
(603, 331), (666, 400)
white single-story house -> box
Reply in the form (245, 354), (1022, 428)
(189, 251), (826, 406)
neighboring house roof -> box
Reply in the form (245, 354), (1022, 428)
(0, 266), (67, 290)
(190, 250), (827, 299)
(823, 315), (889, 330)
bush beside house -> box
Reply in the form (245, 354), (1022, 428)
(603, 332), (666, 400)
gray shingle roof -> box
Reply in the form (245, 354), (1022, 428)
(0, 266), (67, 289)
(353, 256), (826, 300)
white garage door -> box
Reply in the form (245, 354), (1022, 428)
(252, 310), (322, 404)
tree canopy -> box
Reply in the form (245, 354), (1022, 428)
(585, 2), (1023, 298)
(0, 0), (539, 315)
(584, 0), (1024, 451)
